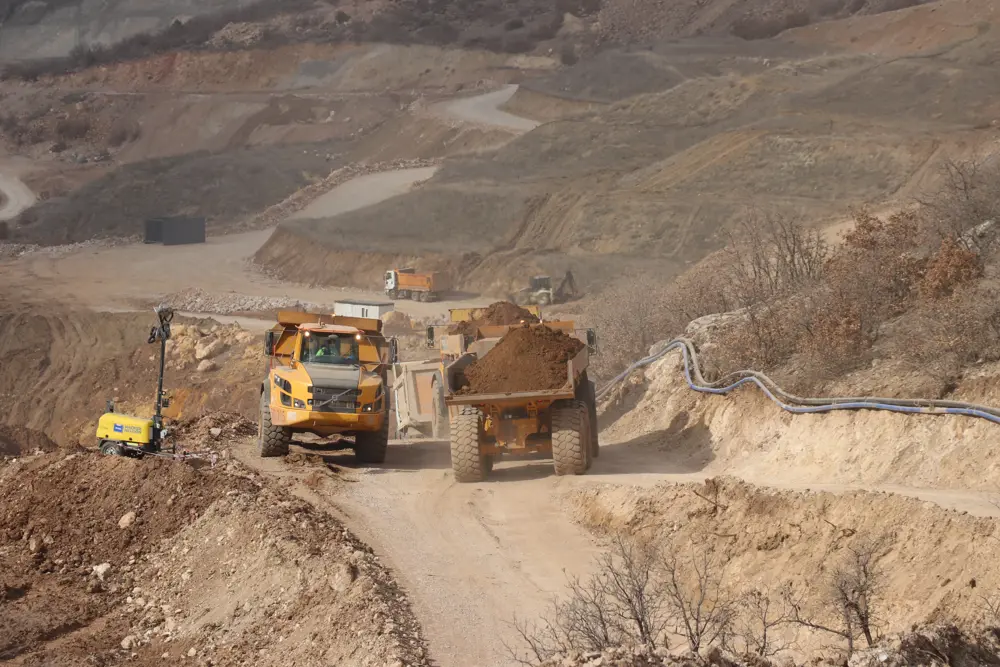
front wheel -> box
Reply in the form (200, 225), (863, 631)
(258, 392), (291, 457)
(387, 289), (399, 299)
(354, 412), (389, 464)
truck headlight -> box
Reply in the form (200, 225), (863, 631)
(294, 399), (306, 409)
(362, 403), (373, 412)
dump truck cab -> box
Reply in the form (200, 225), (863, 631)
(259, 310), (397, 463)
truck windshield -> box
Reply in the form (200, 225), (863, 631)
(301, 333), (360, 366)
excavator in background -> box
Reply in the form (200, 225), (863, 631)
(511, 270), (579, 306)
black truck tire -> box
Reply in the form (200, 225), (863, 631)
(587, 379), (600, 459)
(258, 392), (291, 458)
(450, 407), (488, 483)
(354, 411), (389, 464)
(552, 400), (588, 476)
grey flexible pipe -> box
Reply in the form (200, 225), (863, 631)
(596, 339), (1000, 424)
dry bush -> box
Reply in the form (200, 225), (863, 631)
(891, 283), (1000, 378)
(506, 532), (670, 663)
(709, 210), (826, 374)
(660, 549), (735, 653)
(508, 532), (747, 663)
(785, 533), (890, 656)
(583, 255), (732, 383)
(919, 237), (983, 299)
(917, 158), (1000, 254)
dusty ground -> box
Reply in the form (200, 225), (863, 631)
(5, 3), (1000, 667)
(0, 450), (429, 666)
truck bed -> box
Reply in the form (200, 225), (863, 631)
(443, 347), (588, 408)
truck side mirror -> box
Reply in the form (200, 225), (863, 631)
(426, 326), (435, 348)
(389, 338), (399, 364)
(586, 329), (598, 355)
(264, 331), (275, 356)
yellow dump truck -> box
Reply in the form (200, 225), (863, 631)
(441, 322), (599, 482)
(390, 305), (541, 438)
(259, 310), (397, 462)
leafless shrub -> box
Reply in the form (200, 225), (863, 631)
(583, 255), (733, 383)
(734, 586), (794, 658)
(785, 533), (890, 655)
(917, 158), (1000, 254)
(977, 593), (1000, 626)
(661, 549), (735, 652)
(505, 532), (669, 664)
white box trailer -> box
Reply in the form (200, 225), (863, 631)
(333, 300), (394, 320)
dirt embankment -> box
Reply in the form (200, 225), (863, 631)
(0, 451), (429, 666)
(569, 477), (1000, 655)
(600, 348), (1000, 492)
(0, 310), (261, 450)
(460, 325), (583, 394)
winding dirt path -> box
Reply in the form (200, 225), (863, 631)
(0, 166), (37, 221)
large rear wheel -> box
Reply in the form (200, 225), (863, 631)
(450, 407), (489, 483)
(354, 412), (389, 464)
(552, 400), (588, 476)
(259, 392), (292, 457)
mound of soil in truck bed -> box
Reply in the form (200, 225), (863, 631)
(447, 301), (539, 336)
(459, 325), (584, 395)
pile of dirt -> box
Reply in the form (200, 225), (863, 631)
(0, 451), (430, 665)
(169, 411), (256, 449)
(0, 425), (56, 457)
(460, 325), (583, 394)
(0, 453), (233, 662)
(447, 300), (540, 336)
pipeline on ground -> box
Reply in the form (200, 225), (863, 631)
(596, 338), (1000, 425)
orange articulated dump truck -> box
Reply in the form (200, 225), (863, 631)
(384, 268), (452, 302)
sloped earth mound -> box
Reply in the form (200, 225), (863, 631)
(0, 309), (261, 448)
(568, 478), (1000, 657)
(0, 451), (429, 666)
(0, 425), (56, 456)
(257, 38), (997, 296)
(599, 348), (1000, 492)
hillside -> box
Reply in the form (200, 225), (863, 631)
(256, 1), (1000, 297)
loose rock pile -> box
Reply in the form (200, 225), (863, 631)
(159, 287), (326, 316)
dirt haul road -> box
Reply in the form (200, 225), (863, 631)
(0, 164), (37, 221)
(0, 165), (481, 318)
